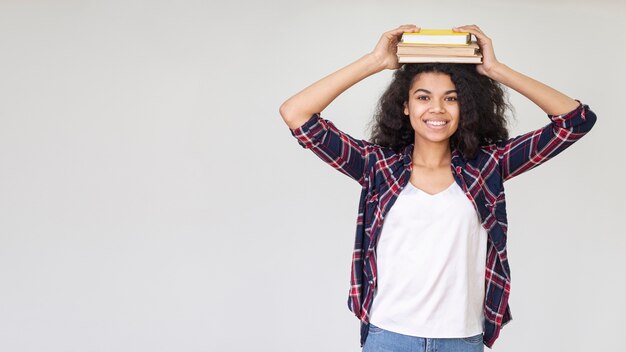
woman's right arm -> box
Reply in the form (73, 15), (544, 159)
(281, 25), (419, 186)
(279, 24), (420, 129)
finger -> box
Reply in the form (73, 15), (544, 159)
(453, 25), (485, 36)
(452, 26), (489, 42)
(453, 24), (481, 30)
(393, 24), (420, 33)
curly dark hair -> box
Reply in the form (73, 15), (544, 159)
(367, 63), (513, 160)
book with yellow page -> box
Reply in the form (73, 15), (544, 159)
(401, 29), (471, 45)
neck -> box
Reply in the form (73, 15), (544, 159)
(411, 139), (452, 168)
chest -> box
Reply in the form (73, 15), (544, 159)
(409, 165), (456, 196)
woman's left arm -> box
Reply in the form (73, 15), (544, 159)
(453, 25), (579, 115)
(453, 25), (597, 182)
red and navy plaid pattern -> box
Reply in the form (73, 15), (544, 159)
(288, 102), (596, 348)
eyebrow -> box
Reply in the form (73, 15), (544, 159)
(413, 88), (458, 95)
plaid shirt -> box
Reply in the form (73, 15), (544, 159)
(288, 102), (596, 348)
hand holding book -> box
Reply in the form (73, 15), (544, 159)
(370, 24), (420, 70)
(452, 25), (500, 76)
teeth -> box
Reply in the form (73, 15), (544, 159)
(426, 120), (447, 126)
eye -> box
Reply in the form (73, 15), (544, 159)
(445, 96), (458, 102)
(416, 95), (430, 101)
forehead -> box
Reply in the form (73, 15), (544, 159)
(409, 72), (456, 92)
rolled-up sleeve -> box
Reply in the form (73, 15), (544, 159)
(497, 101), (597, 182)
(289, 113), (371, 187)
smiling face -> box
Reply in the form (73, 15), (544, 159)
(403, 72), (460, 147)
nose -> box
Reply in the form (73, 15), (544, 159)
(429, 100), (446, 114)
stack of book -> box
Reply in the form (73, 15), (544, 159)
(396, 29), (482, 64)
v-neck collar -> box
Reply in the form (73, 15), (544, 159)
(406, 180), (456, 197)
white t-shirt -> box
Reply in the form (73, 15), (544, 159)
(369, 180), (487, 338)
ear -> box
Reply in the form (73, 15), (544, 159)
(403, 102), (409, 116)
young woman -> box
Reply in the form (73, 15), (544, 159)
(279, 24), (596, 351)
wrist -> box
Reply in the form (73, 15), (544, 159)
(484, 62), (508, 81)
(363, 52), (388, 73)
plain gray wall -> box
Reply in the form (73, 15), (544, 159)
(0, 0), (624, 351)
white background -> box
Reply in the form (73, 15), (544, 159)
(0, 0), (624, 351)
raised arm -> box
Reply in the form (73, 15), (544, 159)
(279, 24), (420, 129)
(453, 25), (579, 116)
(454, 25), (597, 181)
(281, 25), (420, 186)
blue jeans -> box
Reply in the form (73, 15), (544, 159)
(362, 323), (485, 352)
